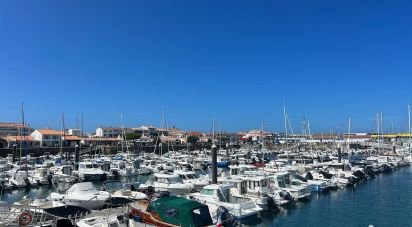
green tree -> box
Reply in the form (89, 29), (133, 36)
(124, 132), (142, 140)
(187, 135), (199, 144)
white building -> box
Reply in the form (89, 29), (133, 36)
(96, 127), (131, 138)
(65, 128), (81, 136)
(0, 122), (34, 136)
(31, 129), (63, 147)
(132, 125), (157, 137)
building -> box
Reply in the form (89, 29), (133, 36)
(31, 129), (63, 147)
(0, 135), (38, 148)
(95, 127), (131, 138)
(132, 125), (158, 137)
(0, 122), (34, 136)
(82, 137), (121, 146)
(65, 128), (81, 136)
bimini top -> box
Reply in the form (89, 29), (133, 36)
(148, 196), (213, 227)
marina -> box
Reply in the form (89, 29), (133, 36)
(0, 142), (411, 226)
(2, 1), (412, 226)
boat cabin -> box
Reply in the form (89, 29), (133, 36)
(220, 176), (270, 197)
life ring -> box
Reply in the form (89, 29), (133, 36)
(19, 211), (32, 226)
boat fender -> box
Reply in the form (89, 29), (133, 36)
(19, 211), (32, 226)
(23, 177), (31, 187)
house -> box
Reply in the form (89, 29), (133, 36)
(65, 128), (81, 136)
(62, 135), (82, 147)
(0, 122), (34, 136)
(95, 127), (131, 138)
(31, 129), (63, 147)
(0, 135), (38, 148)
(132, 125), (158, 137)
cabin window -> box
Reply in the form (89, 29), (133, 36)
(163, 208), (178, 218)
(168, 177), (182, 184)
(218, 190), (228, 202)
(200, 189), (214, 196)
(261, 180), (267, 187)
(278, 180), (285, 188)
(285, 175), (290, 185)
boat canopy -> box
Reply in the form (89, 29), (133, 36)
(147, 196), (213, 227)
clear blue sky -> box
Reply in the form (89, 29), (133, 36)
(1, 1), (412, 133)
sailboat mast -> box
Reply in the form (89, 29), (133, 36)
(376, 113), (380, 154)
(347, 117), (351, 153)
(20, 102), (24, 168)
(121, 112), (124, 153)
(408, 104), (411, 154)
(59, 112), (65, 158)
(284, 106), (288, 150)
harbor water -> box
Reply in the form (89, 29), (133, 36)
(1, 167), (411, 227)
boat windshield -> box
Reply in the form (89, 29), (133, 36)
(185, 174), (197, 179)
(200, 188), (215, 196)
(218, 189), (229, 202)
(86, 164), (99, 168)
(168, 177), (183, 184)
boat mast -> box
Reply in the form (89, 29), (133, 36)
(120, 112), (124, 153)
(380, 112), (384, 153)
(284, 106), (288, 151)
(20, 102), (24, 169)
(376, 113), (380, 154)
(59, 112), (65, 158)
(347, 117), (351, 160)
(408, 103), (411, 155)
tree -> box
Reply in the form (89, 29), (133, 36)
(124, 132), (142, 140)
(187, 135), (199, 144)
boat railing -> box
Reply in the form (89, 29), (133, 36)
(0, 202), (48, 226)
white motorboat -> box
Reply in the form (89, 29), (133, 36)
(48, 182), (111, 210)
(269, 172), (311, 200)
(104, 181), (147, 201)
(141, 173), (192, 195)
(9, 169), (37, 188)
(77, 162), (107, 181)
(50, 165), (78, 183)
(31, 167), (53, 185)
(219, 175), (275, 211)
(174, 169), (209, 191)
(189, 184), (263, 219)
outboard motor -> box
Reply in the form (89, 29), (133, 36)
(319, 171), (333, 179)
(47, 174), (53, 186)
(130, 184), (137, 191)
(265, 195), (278, 211)
(279, 190), (294, 202)
(101, 173), (108, 181)
(23, 177), (31, 187)
(112, 170), (120, 178)
(353, 170), (366, 180)
(216, 206), (238, 227)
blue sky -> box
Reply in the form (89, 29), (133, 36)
(1, 1), (412, 133)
